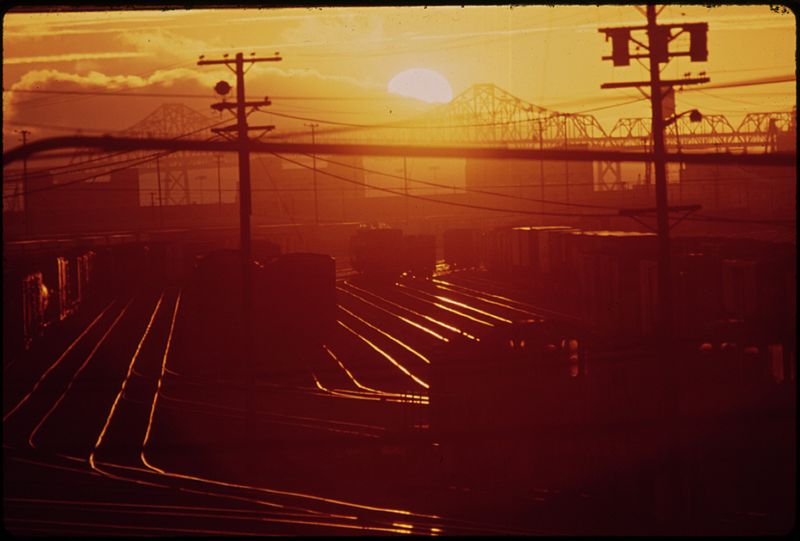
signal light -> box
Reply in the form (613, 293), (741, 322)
(214, 80), (231, 96)
(685, 23), (708, 62)
(606, 28), (631, 66)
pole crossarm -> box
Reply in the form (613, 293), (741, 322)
(211, 99), (272, 111)
(4, 136), (796, 167)
(212, 124), (275, 133)
(600, 77), (710, 89)
(197, 55), (281, 66)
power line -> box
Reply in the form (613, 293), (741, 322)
(270, 152), (618, 219)
(2, 118), (231, 182)
(2, 120), (126, 133)
(6, 87), (394, 102)
(7, 87), (651, 129)
(306, 153), (619, 210)
(2, 149), (182, 199)
(271, 153), (796, 228)
(7, 171), (791, 192)
(685, 213), (794, 228)
(3, 127), (230, 196)
(7, 156), (793, 229)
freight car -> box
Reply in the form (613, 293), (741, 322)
(402, 234), (437, 278)
(443, 228), (480, 269)
(173, 249), (257, 378)
(3, 247), (99, 357)
(430, 315), (796, 520)
(259, 252), (337, 344)
(351, 227), (439, 280)
(350, 225), (405, 281)
(174, 248), (337, 378)
(430, 318), (594, 490)
(478, 225), (796, 350)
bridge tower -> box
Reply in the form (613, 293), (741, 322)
(123, 103), (218, 206)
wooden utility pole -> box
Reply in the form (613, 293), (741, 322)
(646, 4), (671, 341)
(304, 123), (320, 224)
(538, 120), (545, 217)
(403, 156), (409, 224)
(20, 130), (30, 235)
(217, 153), (223, 215)
(599, 6), (709, 340)
(200, 52), (280, 271)
(563, 114), (570, 204)
(198, 51), (281, 468)
(156, 156), (164, 228)
(599, 6), (710, 530)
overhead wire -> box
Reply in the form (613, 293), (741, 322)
(270, 152), (618, 219)
(7, 87), (656, 130)
(302, 153), (619, 210)
(6, 88), (394, 103)
(683, 213), (794, 228)
(3, 151), (182, 199)
(254, 155), (306, 246)
(266, 153), (798, 228)
(2, 121), (231, 197)
(6, 149), (793, 229)
(3, 118), (232, 183)
(10, 172), (793, 193)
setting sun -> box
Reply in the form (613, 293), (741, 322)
(388, 68), (453, 104)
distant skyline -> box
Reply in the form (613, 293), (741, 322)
(3, 5), (796, 146)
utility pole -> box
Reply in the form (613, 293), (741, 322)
(562, 114), (570, 203)
(19, 130), (30, 235)
(156, 156), (164, 228)
(217, 153), (223, 215)
(599, 6), (709, 340)
(646, 4), (670, 341)
(600, 6), (709, 530)
(304, 123), (320, 225)
(403, 156), (409, 224)
(538, 120), (545, 218)
(198, 51), (281, 470)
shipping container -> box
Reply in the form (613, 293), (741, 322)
(259, 252), (337, 343)
(403, 234), (437, 278)
(443, 228), (480, 269)
(351, 226), (405, 281)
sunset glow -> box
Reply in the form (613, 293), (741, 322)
(388, 68), (453, 103)
(2, 5), (796, 537)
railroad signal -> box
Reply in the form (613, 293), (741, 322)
(686, 22), (709, 62)
(605, 28), (631, 66)
(599, 22), (709, 66)
(214, 80), (232, 96)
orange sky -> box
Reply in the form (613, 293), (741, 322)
(2, 5), (796, 146)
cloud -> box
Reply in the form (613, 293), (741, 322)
(248, 65), (385, 94)
(3, 63), (424, 146)
(116, 29), (216, 60)
(3, 11), (187, 31)
(5, 52), (151, 65)
(9, 67), (217, 92)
